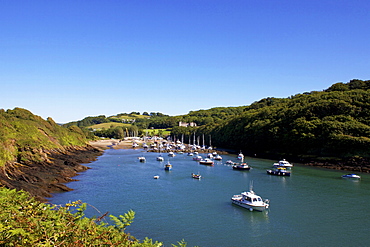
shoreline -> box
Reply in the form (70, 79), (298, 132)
(89, 139), (370, 173)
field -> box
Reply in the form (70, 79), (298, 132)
(89, 122), (132, 129)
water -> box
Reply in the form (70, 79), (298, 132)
(50, 149), (370, 247)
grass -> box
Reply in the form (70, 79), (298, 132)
(89, 123), (132, 130)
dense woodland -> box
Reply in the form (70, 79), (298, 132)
(66, 79), (370, 161)
(171, 79), (370, 161)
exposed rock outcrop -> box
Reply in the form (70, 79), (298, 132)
(0, 145), (102, 201)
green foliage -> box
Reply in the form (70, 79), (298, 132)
(0, 108), (90, 167)
(170, 79), (370, 160)
(0, 187), (188, 246)
(109, 210), (135, 231)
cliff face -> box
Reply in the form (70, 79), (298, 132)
(0, 145), (102, 202)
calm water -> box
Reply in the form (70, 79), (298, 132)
(50, 149), (370, 247)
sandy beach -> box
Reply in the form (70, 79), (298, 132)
(89, 139), (144, 150)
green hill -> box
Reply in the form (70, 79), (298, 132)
(169, 79), (370, 165)
(0, 108), (90, 167)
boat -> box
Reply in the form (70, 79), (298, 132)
(156, 155), (164, 161)
(207, 153), (213, 159)
(164, 162), (172, 170)
(232, 162), (251, 170)
(193, 155), (203, 161)
(138, 157), (146, 162)
(187, 152), (194, 156)
(266, 167), (291, 176)
(225, 160), (236, 165)
(273, 159), (293, 168)
(237, 152), (244, 160)
(342, 174), (361, 179)
(231, 187), (269, 212)
(191, 173), (201, 179)
(168, 151), (176, 157)
(214, 154), (222, 160)
(199, 158), (214, 166)
(153, 175), (160, 179)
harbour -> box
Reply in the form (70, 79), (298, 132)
(50, 148), (370, 247)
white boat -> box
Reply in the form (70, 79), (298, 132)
(199, 158), (214, 166)
(153, 175), (160, 179)
(237, 152), (244, 160)
(138, 157), (146, 162)
(214, 154), (222, 160)
(231, 188), (269, 212)
(273, 159), (293, 168)
(232, 162), (251, 170)
(168, 151), (176, 157)
(193, 155), (203, 161)
(156, 155), (164, 161)
(225, 160), (236, 165)
(191, 173), (201, 179)
(342, 174), (361, 179)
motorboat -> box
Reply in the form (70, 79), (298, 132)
(153, 175), (160, 179)
(199, 158), (214, 166)
(207, 153), (214, 159)
(225, 160), (236, 165)
(231, 188), (269, 212)
(341, 174), (361, 179)
(266, 167), (291, 176)
(214, 154), (222, 160)
(156, 155), (164, 161)
(191, 173), (201, 179)
(164, 162), (172, 170)
(138, 157), (146, 162)
(273, 159), (293, 168)
(232, 162), (251, 170)
(193, 155), (203, 161)
(187, 152), (194, 156)
(237, 152), (244, 160)
(168, 151), (176, 157)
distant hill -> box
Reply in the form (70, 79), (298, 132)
(190, 79), (370, 161)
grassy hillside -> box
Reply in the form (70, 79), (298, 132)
(0, 108), (89, 167)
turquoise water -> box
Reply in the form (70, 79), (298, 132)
(50, 149), (370, 247)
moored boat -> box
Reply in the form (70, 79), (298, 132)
(164, 162), (172, 170)
(138, 156), (146, 162)
(273, 159), (293, 168)
(156, 155), (164, 161)
(231, 188), (269, 212)
(199, 158), (214, 166)
(266, 167), (291, 176)
(341, 174), (361, 179)
(191, 173), (201, 179)
(168, 151), (176, 157)
(225, 160), (236, 165)
(193, 155), (203, 161)
(237, 152), (244, 160)
(153, 175), (160, 179)
(232, 162), (251, 170)
(214, 154), (222, 160)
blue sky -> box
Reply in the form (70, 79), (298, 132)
(1, 0), (369, 123)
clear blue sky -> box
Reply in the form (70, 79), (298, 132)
(1, 0), (369, 123)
